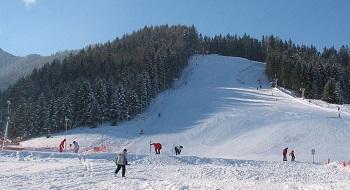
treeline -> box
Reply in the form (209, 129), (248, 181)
(265, 36), (350, 103)
(199, 33), (266, 62)
(0, 25), (199, 139)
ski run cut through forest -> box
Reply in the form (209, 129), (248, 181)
(2, 55), (350, 189)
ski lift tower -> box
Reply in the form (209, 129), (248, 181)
(138, 101), (146, 135)
(126, 111), (130, 135)
(102, 116), (104, 127)
(2, 100), (11, 150)
(140, 113), (146, 135)
(274, 74), (278, 88)
(173, 78), (178, 90)
(101, 116), (104, 147)
(64, 117), (69, 149)
(300, 88), (306, 99)
(0, 108), (4, 125)
(0, 109), (2, 123)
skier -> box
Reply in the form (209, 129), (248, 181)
(150, 143), (162, 154)
(289, 150), (295, 161)
(282, 147), (288, 161)
(72, 141), (79, 153)
(337, 106), (341, 118)
(46, 130), (51, 138)
(59, 139), (66, 152)
(257, 79), (262, 89)
(174, 145), (183, 155)
(158, 113), (161, 118)
(115, 149), (128, 177)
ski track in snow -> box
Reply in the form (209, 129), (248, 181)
(2, 54), (350, 189)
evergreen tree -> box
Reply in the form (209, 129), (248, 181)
(94, 78), (108, 124)
(322, 79), (337, 103)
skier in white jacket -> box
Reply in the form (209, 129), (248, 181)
(72, 141), (79, 153)
(115, 149), (128, 177)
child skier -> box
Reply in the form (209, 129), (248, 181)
(174, 145), (183, 155)
(59, 139), (66, 152)
(115, 149), (128, 177)
(282, 147), (288, 161)
(150, 143), (162, 154)
(289, 150), (295, 161)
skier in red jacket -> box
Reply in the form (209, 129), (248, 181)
(150, 143), (162, 154)
(59, 139), (66, 152)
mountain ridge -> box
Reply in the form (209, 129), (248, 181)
(0, 48), (74, 90)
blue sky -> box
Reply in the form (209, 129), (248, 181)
(0, 0), (349, 56)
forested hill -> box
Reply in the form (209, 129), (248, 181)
(0, 25), (268, 140)
(0, 25), (199, 139)
(265, 36), (350, 103)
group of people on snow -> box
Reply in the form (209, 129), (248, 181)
(58, 139), (79, 153)
(58, 137), (302, 178)
(283, 147), (295, 161)
(58, 138), (184, 177)
(150, 142), (184, 155)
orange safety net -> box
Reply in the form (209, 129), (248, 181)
(93, 145), (107, 152)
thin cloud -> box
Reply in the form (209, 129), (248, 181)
(23, 0), (38, 7)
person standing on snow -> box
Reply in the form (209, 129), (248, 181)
(283, 147), (288, 161)
(150, 143), (162, 154)
(289, 150), (295, 161)
(59, 139), (66, 152)
(72, 141), (79, 153)
(174, 145), (183, 155)
(115, 149), (128, 177)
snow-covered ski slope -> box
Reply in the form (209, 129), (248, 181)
(3, 54), (350, 189)
(22, 54), (350, 161)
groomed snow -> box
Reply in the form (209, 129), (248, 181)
(2, 54), (350, 189)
